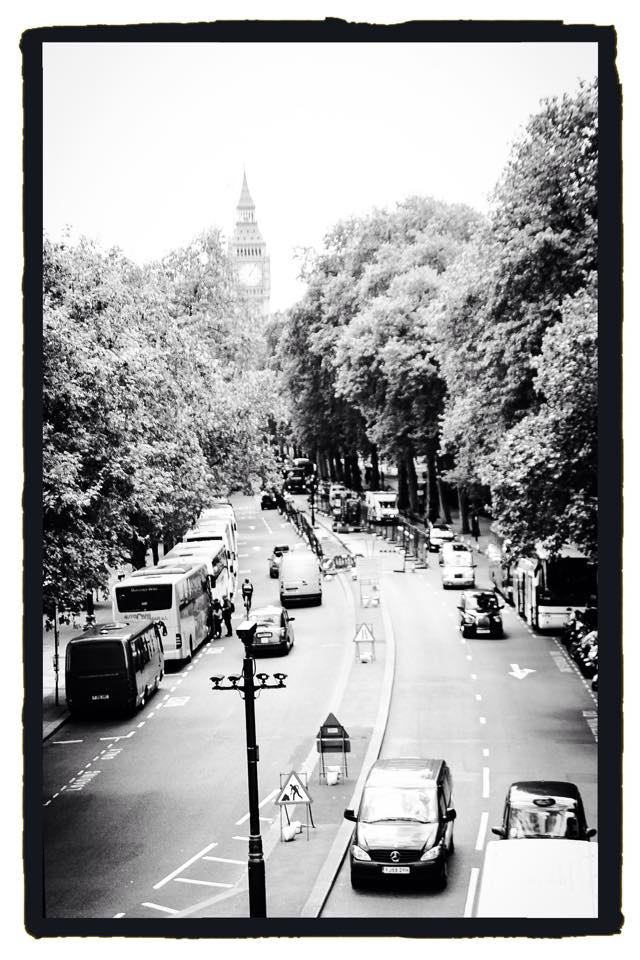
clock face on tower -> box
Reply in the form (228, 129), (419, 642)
(239, 262), (262, 287)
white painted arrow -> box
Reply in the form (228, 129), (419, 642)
(509, 663), (536, 680)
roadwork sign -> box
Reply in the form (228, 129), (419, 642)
(353, 623), (375, 645)
(275, 771), (313, 806)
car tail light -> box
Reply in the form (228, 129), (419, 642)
(176, 634), (182, 649)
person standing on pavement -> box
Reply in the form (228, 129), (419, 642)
(221, 595), (234, 637)
(211, 597), (223, 639)
(471, 512), (480, 543)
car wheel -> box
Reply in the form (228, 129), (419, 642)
(350, 869), (364, 891)
(449, 836), (455, 855)
(461, 626), (471, 638)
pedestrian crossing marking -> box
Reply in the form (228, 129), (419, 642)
(275, 771), (312, 806)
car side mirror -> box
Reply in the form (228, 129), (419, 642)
(586, 828), (597, 839)
(456, 603), (463, 610)
(446, 808), (457, 822)
(288, 617), (295, 622)
(439, 558), (443, 566)
(343, 809), (357, 822)
(491, 827), (506, 838)
(499, 603), (505, 609)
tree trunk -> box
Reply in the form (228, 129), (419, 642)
(151, 542), (160, 565)
(344, 454), (353, 489)
(458, 486), (470, 534)
(438, 477), (452, 524)
(397, 454), (409, 512)
(349, 454), (362, 491)
(405, 448), (419, 515)
(425, 439), (441, 523)
(333, 454), (344, 483)
(370, 446), (380, 489)
(131, 538), (148, 570)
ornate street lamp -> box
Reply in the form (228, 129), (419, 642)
(210, 620), (286, 918)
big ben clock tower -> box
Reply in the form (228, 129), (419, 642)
(229, 171), (271, 315)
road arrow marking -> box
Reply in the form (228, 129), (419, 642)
(509, 663), (536, 680)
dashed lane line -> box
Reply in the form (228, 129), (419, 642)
(52, 739), (83, 744)
(482, 767), (490, 798)
(464, 868), (480, 918)
(479, 716), (487, 725)
(475, 812), (489, 851)
(482, 748), (490, 757)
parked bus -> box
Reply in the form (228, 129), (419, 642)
(183, 520), (237, 592)
(112, 562), (211, 665)
(488, 542), (515, 605)
(199, 503), (238, 556)
(158, 540), (232, 602)
(65, 619), (165, 718)
(512, 545), (597, 631)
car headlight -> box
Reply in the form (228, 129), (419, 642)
(351, 844), (371, 861)
(420, 843), (442, 862)
(463, 615), (475, 623)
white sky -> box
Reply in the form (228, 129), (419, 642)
(43, 40), (597, 312)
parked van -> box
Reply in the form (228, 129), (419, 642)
(365, 491), (399, 524)
(475, 839), (598, 917)
(279, 550), (322, 606)
(440, 542), (476, 588)
(65, 620), (165, 718)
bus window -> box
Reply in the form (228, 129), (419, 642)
(115, 584), (173, 613)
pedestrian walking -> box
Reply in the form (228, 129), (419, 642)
(221, 595), (234, 637)
(211, 597), (223, 639)
(471, 512), (480, 543)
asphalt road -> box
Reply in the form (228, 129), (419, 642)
(42, 496), (355, 919)
(321, 529), (598, 918)
(42, 497), (597, 920)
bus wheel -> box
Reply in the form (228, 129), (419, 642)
(189, 637), (194, 661)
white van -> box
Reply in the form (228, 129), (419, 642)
(279, 551), (322, 607)
(439, 542), (475, 588)
(476, 840), (598, 918)
(365, 491), (399, 524)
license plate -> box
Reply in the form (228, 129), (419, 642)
(476, 628), (490, 634)
(382, 866), (410, 874)
(91, 694), (109, 700)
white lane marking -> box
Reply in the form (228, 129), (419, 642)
(84, 762), (92, 768)
(238, 554), (249, 558)
(482, 748), (490, 757)
(479, 716), (487, 724)
(142, 902), (180, 915)
(464, 868), (480, 918)
(147, 712), (155, 719)
(99, 731), (135, 741)
(137, 722), (145, 728)
(235, 787), (279, 824)
(509, 663), (536, 680)
(482, 767), (490, 798)
(52, 793), (59, 799)
(475, 812), (489, 850)
(466, 655), (472, 661)
(153, 841), (218, 889)
(174, 878), (233, 888)
(232, 835), (250, 842)
(52, 739), (83, 744)
(470, 674), (477, 680)
(92, 756), (99, 761)
(113, 913), (125, 918)
(203, 856), (245, 865)
(475, 694), (482, 701)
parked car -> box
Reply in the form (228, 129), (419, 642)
(491, 781), (596, 841)
(457, 591), (504, 638)
(260, 490), (278, 510)
(245, 605), (295, 656)
(268, 543), (290, 578)
(428, 521), (455, 552)
(344, 758), (456, 890)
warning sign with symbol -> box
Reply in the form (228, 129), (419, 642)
(275, 771), (312, 806)
(353, 623), (375, 645)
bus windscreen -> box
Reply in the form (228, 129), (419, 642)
(115, 584), (173, 612)
(69, 641), (125, 674)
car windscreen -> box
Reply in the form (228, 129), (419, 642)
(444, 552), (473, 566)
(468, 595), (499, 611)
(115, 584), (173, 612)
(507, 801), (579, 839)
(68, 641), (126, 674)
(255, 614), (280, 626)
(360, 786), (438, 824)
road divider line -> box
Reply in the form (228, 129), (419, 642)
(232, 835), (249, 842)
(475, 812), (489, 850)
(153, 841), (218, 890)
(174, 878), (233, 888)
(464, 867), (480, 917)
(203, 856), (245, 866)
(479, 716), (486, 724)
(142, 902), (179, 915)
(482, 766), (490, 798)
(52, 739), (83, 744)
(482, 747), (490, 757)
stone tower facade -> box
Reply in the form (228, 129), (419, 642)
(229, 172), (271, 315)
